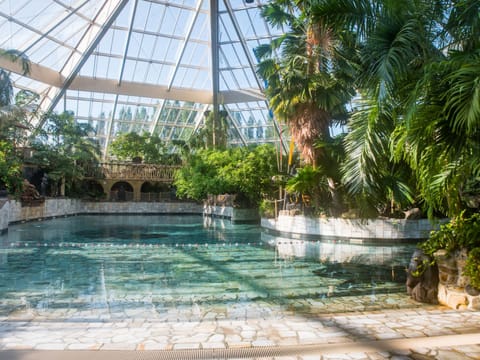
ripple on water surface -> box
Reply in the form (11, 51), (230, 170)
(0, 215), (424, 320)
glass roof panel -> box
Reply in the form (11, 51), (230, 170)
(10, 73), (50, 96)
(97, 28), (126, 57)
(0, 0), (288, 156)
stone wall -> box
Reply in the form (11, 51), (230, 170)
(0, 199), (255, 233)
(8, 199), (82, 224)
(203, 204), (259, 222)
(262, 213), (444, 241)
(82, 201), (203, 214)
(0, 201), (8, 234)
(434, 249), (480, 310)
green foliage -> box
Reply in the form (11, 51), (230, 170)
(189, 110), (229, 150)
(420, 211), (480, 289)
(342, 96), (415, 217)
(29, 111), (101, 197)
(109, 132), (144, 160)
(256, 0), (356, 165)
(0, 53), (34, 195)
(109, 132), (180, 164)
(286, 165), (322, 197)
(258, 198), (276, 218)
(174, 145), (278, 207)
(420, 212), (480, 257)
(464, 248), (480, 290)
(0, 141), (22, 193)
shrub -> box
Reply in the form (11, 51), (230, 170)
(174, 145), (279, 208)
(420, 211), (480, 290)
(420, 212), (480, 256)
(464, 248), (480, 290)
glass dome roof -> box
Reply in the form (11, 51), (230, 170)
(0, 0), (289, 157)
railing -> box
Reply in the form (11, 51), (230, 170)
(85, 163), (181, 182)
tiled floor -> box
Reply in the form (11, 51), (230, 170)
(1, 305), (479, 359)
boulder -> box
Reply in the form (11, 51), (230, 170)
(406, 249), (439, 304)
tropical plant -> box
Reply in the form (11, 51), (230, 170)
(109, 132), (180, 165)
(0, 141), (22, 194)
(341, 97), (415, 217)
(464, 248), (480, 290)
(174, 145), (279, 208)
(255, 0), (356, 167)
(309, 0), (480, 218)
(190, 109), (229, 150)
(0, 49), (33, 194)
(419, 211), (480, 291)
(420, 212), (480, 257)
(28, 111), (101, 197)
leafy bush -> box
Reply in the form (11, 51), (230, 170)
(0, 141), (22, 194)
(28, 111), (101, 197)
(420, 212), (480, 256)
(420, 211), (480, 290)
(464, 248), (480, 290)
(258, 198), (276, 218)
(174, 145), (279, 207)
(109, 132), (180, 164)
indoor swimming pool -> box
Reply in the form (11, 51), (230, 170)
(0, 215), (423, 321)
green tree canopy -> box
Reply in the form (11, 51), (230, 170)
(174, 144), (279, 208)
(29, 111), (101, 197)
(109, 132), (180, 165)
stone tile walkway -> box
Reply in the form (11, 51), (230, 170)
(0, 305), (479, 359)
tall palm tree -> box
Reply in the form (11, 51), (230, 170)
(318, 0), (479, 217)
(256, 0), (356, 167)
(0, 49), (30, 106)
(391, 0), (480, 217)
(0, 49), (33, 194)
(0, 49), (33, 141)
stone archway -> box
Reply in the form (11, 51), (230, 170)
(110, 181), (134, 201)
(81, 180), (106, 200)
(140, 181), (173, 201)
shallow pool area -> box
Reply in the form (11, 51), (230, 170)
(2, 215), (480, 356)
(0, 214), (427, 322)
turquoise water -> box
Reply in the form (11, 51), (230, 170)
(0, 215), (419, 319)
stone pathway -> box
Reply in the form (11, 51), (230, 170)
(1, 305), (479, 359)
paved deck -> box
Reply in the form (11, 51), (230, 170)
(1, 305), (479, 359)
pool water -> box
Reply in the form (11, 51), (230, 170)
(0, 215), (422, 320)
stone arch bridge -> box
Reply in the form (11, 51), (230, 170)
(85, 163), (180, 201)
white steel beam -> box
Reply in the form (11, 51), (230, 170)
(117, 0), (139, 86)
(166, 0), (204, 91)
(20, 0), (90, 56)
(222, 0), (264, 91)
(35, 0), (129, 126)
(0, 57), (265, 104)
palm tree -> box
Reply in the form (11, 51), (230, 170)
(0, 49), (30, 107)
(318, 0), (479, 217)
(30, 111), (101, 196)
(391, 0), (480, 217)
(256, 0), (356, 167)
(0, 49), (32, 194)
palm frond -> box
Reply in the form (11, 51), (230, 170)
(444, 59), (480, 135)
(311, 0), (378, 40)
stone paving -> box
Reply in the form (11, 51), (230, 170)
(0, 302), (479, 359)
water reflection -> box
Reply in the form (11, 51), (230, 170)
(262, 232), (415, 265)
(0, 215), (421, 319)
(262, 232), (416, 300)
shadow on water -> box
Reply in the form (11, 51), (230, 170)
(0, 215), (417, 314)
(0, 245), (106, 316)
